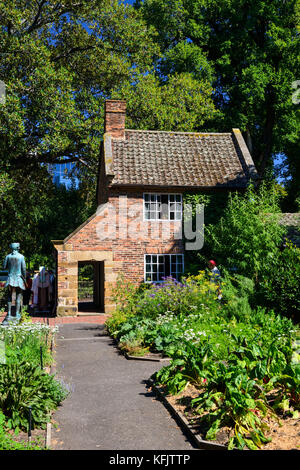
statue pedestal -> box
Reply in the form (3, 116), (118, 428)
(2, 306), (21, 325)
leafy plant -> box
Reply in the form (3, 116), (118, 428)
(270, 364), (300, 417)
(0, 412), (44, 450)
(258, 241), (300, 321)
(191, 362), (277, 450)
(0, 323), (56, 367)
(0, 362), (68, 431)
(206, 183), (285, 281)
(155, 340), (213, 395)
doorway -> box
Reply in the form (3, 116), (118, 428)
(78, 261), (104, 313)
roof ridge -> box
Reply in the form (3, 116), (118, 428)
(123, 129), (232, 136)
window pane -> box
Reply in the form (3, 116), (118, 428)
(165, 256), (170, 277)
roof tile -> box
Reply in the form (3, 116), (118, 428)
(109, 129), (257, 188)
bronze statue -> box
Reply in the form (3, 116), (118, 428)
(3, 243), (26, 323)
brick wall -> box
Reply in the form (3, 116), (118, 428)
(69, 191), (184, 278)
(54, 190), (184, 315)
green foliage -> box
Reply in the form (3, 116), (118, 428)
(0, 412), (44, 450)
(220, 273), (255, 321)
(0, 322), (56, 367)
(183, 191), (229, 274)
(0, 319), (67, 437)
(0, 362), (68, 431)
(113, 71), (217, 131)
(105, 275), (145, 336)
(271, 364), (300, 416)
(107, 268), (299, 449)
(205, 183), (286, 279)
(190, 361), (275, 450)
(0, 0), (159, 174)
(184, 184), (300, 321)
(153, 310), (297, 449)
(139, 0), (300, 205)
(155, 340), (213, 395)
(258, 241), (300, 321)
(184, 191), (229, 227)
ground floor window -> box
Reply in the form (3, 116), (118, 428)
(144, 254), (184, 282)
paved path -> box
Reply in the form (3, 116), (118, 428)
(51, 323), (195, 450)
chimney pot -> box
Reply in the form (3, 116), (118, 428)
(105, 100), (126, 139)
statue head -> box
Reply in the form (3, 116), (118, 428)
(10, 242), (20, 252)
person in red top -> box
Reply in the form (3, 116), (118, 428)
(208, 260), (222, 299)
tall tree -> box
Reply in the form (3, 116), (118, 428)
(138, 0), (300, 196)
(0, 0), (159, 177)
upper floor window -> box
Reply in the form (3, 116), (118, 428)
(144, 193), (182, 221)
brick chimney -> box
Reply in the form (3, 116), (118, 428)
(104, 99), (126, 139)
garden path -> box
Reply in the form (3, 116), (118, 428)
(51, 323), (195, 450)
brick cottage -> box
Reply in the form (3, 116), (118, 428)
(52, 100), (258, 316)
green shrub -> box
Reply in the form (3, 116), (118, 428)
(0, 322), (56, 367)
(257, 241), (300, 321)
(220, 273), (255, 321)
(0, 362), (68, 431)
(155, 340), (213, 395)
(0, 412), (44, 450)
(206, 183), (285, 280)
(190, 360), (277, 450)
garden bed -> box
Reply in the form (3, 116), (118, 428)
(106, 272), (300, 451)
(0, 318), (67, 450)
(5, 427), (47, 449)
(149, 380), (300, 451)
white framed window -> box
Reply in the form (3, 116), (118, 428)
(144, 254), (184, 283)
(144, 193), (182, 221)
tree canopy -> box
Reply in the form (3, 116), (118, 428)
(137, 0), (300, 201)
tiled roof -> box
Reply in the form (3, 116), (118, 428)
(279, 213), (300, 227)
(280, 213), (300, 247)
(106, 129), (257, 189)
